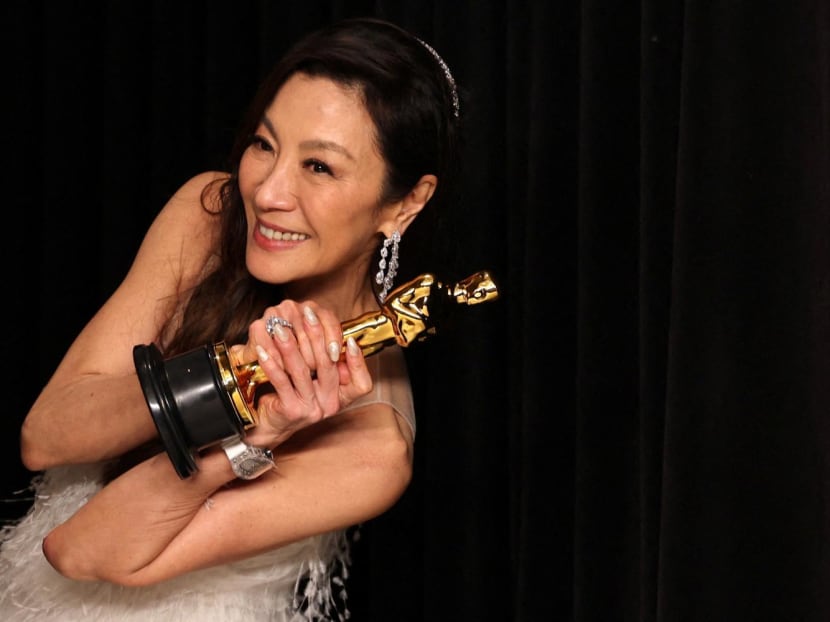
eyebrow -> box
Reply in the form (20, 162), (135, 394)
(260, 116), (355, 161)
(299, 139), (355, 161)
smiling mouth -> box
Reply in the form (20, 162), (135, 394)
(258, 224), (309, 241)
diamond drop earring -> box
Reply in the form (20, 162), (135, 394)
(375, 230), (401, 303)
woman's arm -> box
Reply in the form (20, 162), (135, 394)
(20, 171), (226, 470)
(42, 401), (414, 587)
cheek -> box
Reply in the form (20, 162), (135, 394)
(237, 163), (257, 232)
(238, 154), (256, 197)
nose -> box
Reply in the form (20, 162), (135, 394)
(254, 159), (298, 211)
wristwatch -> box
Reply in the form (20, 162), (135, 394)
(221, 436), (275, 480)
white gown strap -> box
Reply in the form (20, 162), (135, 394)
(338, 345), (416, 439)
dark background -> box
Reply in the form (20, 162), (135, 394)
(2, 1), (829, 621)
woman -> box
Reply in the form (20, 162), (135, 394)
(0, 17), (461, 621)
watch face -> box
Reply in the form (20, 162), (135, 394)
(223, 440), (274, 480)
(238, 456), (270, 478)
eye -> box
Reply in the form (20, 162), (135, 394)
(304, 158), (333, 175)
(247, 134), (274, 153)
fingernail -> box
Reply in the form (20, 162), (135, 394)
(303, 306), (319, 325)
(328, 340), (341, 362)
(346, 336), (360, 357)
(274, 323), (290, 342)
(255, 344), (270, 361)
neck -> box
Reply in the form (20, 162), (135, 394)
(282, 279), (380, 322)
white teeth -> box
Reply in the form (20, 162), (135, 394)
(259, 224), (309, 241)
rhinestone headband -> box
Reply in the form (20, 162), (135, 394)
(416, 38), (460, 119)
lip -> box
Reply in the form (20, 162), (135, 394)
(253, 220), (310, 249)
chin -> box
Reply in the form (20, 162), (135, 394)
(245, 255), (286, 284)
(247, 266), (287, 285)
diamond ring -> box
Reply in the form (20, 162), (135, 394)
(265, 315), (294, 338)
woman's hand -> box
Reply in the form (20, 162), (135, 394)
(231, 301), (373, 447)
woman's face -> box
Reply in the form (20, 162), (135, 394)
(239, 73), (395, 312)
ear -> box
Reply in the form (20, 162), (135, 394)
(379, 174), (437, 237)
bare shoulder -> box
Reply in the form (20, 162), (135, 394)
(131, 171), (230, 285)
(154, 171), (230, 230)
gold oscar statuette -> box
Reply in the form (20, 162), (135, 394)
(134, 270), (499, 478)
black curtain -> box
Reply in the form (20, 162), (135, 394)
(2, 1), (829, 621)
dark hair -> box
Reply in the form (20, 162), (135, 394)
(163, 17), (462, 356)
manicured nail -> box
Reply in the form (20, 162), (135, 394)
(273, 323), (290, 342)
(303, 306), (319, 325)
(328, 340), (341, 362)
(255, 344), (270, 362)
(346, 336), (360, 357)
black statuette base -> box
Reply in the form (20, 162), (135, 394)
(133, 343), (243, 478)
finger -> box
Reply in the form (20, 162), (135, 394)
(338, 336), (373, 404)
(313, 305), (345, 364)
(254, 340), (327, 428)
(253, 343), (291, 387)
(292, 304), (322, 372)
(268, 320), (318, 401)
(259, 303), (301, 364)
(300, 304), (342, 386)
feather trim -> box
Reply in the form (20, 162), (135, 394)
(0, 464), (353, 621)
